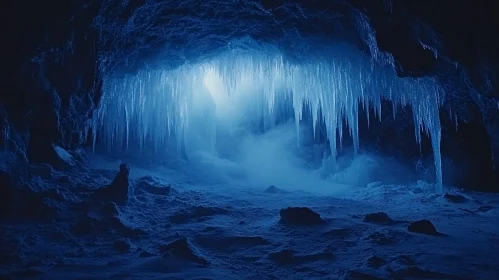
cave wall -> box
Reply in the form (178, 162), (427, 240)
(2, 0), (101, 165)
(349, 0), (499, 171)
(1, 0), (498, 189)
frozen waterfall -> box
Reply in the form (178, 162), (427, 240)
(91, 46), (444, 191)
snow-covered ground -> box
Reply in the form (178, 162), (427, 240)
(1, 153), (498, 280)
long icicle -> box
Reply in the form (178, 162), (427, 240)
(92, 49), (444, 188)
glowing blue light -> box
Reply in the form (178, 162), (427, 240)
(92, 45), (443, 191)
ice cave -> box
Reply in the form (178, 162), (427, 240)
(2, 0), (499, 279)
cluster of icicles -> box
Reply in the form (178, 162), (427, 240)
(90, 49), (444, 191)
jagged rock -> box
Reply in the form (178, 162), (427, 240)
(363, 212), (395, 225)
(160, 236), (208, 265)
(93, 163), (131, 204)
(279, 207), (325, 226)
(408, 220), (438, 235)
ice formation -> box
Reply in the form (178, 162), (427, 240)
(92, 45), (444, 191)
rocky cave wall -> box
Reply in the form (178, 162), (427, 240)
(1, 0), (498, 190)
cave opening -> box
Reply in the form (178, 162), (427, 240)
(87, 41), (448, 195)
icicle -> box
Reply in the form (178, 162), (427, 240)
(93, 47), (444, 187)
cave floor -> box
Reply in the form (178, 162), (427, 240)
(1, 156), (499, 280)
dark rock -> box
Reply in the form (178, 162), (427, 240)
(363, 212), (395, 225)
(113, 239), (132, 253)
(408, 220), (438, 235)
(92, 163), (131, 204)
(98, 202), (120, 217)
(444, 193), (467, 203)
(160, 236), (209, 265)
(279, 207), (325, 226)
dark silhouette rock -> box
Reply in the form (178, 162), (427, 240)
(93, 163), (131, 204)
(408, 220), (438, 235)
(363, 212), (395, 225)
(279, 207), (325, 226)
